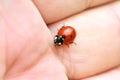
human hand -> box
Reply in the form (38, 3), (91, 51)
(1, 0), (120, 80)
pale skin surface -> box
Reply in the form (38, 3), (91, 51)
(0, 0), (120, 80)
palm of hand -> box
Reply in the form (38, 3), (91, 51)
(1, 0), (120, 80)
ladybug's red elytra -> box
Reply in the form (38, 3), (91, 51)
(54, 26), (76, 46)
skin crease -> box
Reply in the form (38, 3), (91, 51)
(33, 0), (114, 24)
(0, 0), (119, 80)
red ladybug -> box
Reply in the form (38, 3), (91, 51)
(54, 26), (76, 46)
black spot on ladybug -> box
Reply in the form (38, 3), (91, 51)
(70, 35), (72, 38)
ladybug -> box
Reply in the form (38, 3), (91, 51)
(54, 26), (76, 46)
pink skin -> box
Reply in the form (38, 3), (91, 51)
(0, 0), (119, 80)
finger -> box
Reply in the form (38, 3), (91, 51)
(32, 0), (114, 24)
(82, 66), (120, 80)
(0, 0), (51, 77)
(49, 1), (120, 79)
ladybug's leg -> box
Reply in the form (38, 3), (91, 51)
(66, 44), (69, 48)
(72, 42), (77, 45)
(69, 41), (77, 45)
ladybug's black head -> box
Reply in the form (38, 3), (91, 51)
(54, 35), (65, 46)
